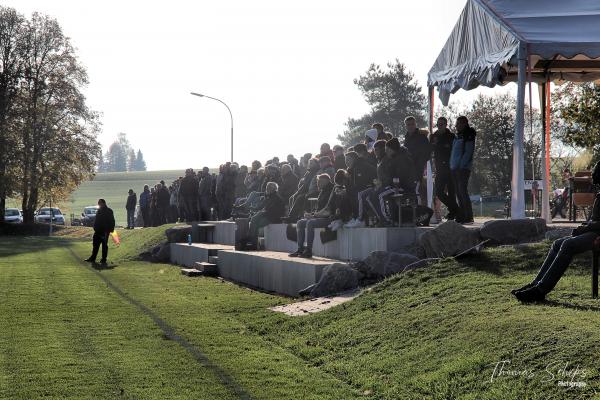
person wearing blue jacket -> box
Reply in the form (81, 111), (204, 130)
(449, 116), (476, 224)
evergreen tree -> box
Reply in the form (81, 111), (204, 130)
(134, 149), (147, 171)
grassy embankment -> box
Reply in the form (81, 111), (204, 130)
(1, 226), (599, 399)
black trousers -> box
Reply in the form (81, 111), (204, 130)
(534, 232), (598, 294)
(435, 168), (459, 218)
(91, 232), (109, 262)
(452, 168), (473, 222)
(141, 206), (149, 227)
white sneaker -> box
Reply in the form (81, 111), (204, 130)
(328, 219), (343, 232)
(344, 219), (365, 228)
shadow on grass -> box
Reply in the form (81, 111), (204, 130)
(91, 262), (117, 270)
(543, 299), (600, 312)
(0, 236), (77, 259)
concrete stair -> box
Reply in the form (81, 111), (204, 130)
(217, 250), (341, 297)
(194, 261), (218, 276)
(170, 243), (234, 267)
(181, 268), (203, 277)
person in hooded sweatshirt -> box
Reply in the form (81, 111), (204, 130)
(355, 142), (377, 167)
(287, 158), (320, 222)
(450, 116), (476, 224)
(403, 116), (432, 205)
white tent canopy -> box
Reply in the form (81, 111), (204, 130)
(427, 0), (600, 220)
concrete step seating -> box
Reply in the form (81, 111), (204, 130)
(195, 261), (218, 276)
(170, 220), (432, 297)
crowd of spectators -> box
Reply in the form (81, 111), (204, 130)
(127, 115), (476, 257)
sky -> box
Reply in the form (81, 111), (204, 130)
(4, 0), (514, 170)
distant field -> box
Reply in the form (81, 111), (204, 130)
(60, 169), (206, 226)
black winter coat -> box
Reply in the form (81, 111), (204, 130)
(263, 192), (285, 223)
(126, 193), (137, 210)
(94, 206), (115, 234)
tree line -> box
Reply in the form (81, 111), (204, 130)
(0, 6), (100, 223)
(339, 60), (600, 196)
(97, 132), (147, 173)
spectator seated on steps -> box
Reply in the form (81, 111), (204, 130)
(243, 181), (286, 250)
(288, 173), (336, 259)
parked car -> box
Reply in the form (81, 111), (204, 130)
(34, 207), (65, 225)
(81, 206), (99, 227)
(4, 208), (23, 223)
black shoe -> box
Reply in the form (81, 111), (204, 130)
(445, 213), (456, 220)
(511, 282), (536, 295)
(84, 257), (95, 263)
(299, 248), (313, 258)
(514, 286), (545, 303)
(288, 248), (304, 257)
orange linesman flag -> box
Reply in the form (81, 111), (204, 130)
(110, 231), (121, 246)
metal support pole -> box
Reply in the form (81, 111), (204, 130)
(511, 42), (527, 219)
(539, 81), (551, 222)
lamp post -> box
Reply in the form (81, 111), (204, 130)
(190, 92), (234, 162)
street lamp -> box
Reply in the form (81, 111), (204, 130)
(190, 92), (234, 162)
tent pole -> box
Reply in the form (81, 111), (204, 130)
(511, 42), (527, 219)
(427, 86), (434, 209)
(539, 82), (551, 222)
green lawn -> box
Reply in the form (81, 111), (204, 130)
(1, 227), (600, 399)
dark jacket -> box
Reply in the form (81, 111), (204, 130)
(198, 175), (213, 198)
(139, 190), (150, 208)
(430, 128), (455, 170)
(334, 154), (346, 171)
(235, 172), (247, 198)
(280, 172), (300, 203)
(263, 192), (285, 223)
(179, 175), (199, 199)
(348, 157), (377, 193)
(126, 193), (137, 211)
(326, 184), (353, 221)
(296, 168), (318, 197)
(316, 181), (334, 211)
(404, 130), (431, 177)
(377, 156), (393, 188)
(94, 206), (115, 234)
(388, 148), (417, 193)
(158, 187), (170, 208)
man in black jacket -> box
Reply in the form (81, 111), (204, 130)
(125, 189), (136, 229)
(289, 174), (334, 258)
(245, 181), (285, 250)
(85, 199), (115, 266)
(430, 117), (460, 220)
(513, 162), (600, 302)
(403, 116), (431, 204)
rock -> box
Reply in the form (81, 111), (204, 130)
(356, 251), (419, 280)
(165, 225), (192, 243)
(308, 263), (359, 297)
(545, 227), (573, 241)
(153, 242), (171, 263)
(418, 221), (480, 258)
(480, 218), (547, 245)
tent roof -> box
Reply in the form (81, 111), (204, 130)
(428, 0), (600, 104)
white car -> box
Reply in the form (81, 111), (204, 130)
(4, 208), (23, 223)
(35, 207), (66, 225)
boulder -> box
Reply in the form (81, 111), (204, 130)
(418, 220), (480, 258)
(165, 225), (192, 243)
(153, 242), (171, 263)
(356, 251), (419, 280)
(545, 227), (573, 241)
(308, 263), (359, 297)
(480, 218), (547, 245)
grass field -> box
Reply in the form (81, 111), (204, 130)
(1, 227), (600, 398)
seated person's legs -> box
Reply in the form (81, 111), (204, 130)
(289, 218), (308, 256)
(303, 218), (332, 257)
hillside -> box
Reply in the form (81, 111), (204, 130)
(1, 226), (598, 398)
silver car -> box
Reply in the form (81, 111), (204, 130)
(35, 207), (66, 225)
(4, 208), (23, 223)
